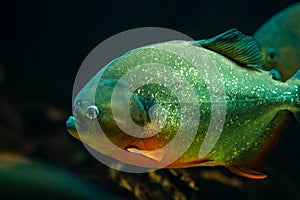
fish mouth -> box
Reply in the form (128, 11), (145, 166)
(66, 116), (80, 140)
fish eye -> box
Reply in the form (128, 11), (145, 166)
(266, 48), (279, 63)
(85, 105), (100, 120)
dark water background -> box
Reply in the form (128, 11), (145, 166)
(0, 0), (300, 199)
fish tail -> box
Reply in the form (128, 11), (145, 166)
(286, 70), (300, 123)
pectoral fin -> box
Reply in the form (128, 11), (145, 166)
(126, 148), (164, 162)
(226, 165), (267, 179)
(269, 69), (282, 81)
(196, 29), (263, 69)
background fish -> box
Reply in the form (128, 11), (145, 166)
(0, 155), (118, 199)
(67, 29), (300, 179)
(254, 2), (300, 81)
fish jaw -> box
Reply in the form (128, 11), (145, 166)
(65, 115), (126, 156)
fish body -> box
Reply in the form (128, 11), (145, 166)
(67, 29), (300, 179)
(254, 3), (300, 81)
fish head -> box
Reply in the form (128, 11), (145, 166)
(260, 44), (300, 81)
(66, 46), (185, 166)
(254, 3), (300, 81)
(66, 74), (154, 157)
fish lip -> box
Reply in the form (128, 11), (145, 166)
(66, 116), (80, 139)
(66, 116), (75, 129)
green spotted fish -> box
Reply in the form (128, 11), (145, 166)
(254, 2), (300, 81)
(67, 29), (300, 179)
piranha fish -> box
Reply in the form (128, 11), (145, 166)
(67, 29), (300, 179)
(254, 2), (300, 81)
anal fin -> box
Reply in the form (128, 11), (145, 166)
(226, 165), (267, 179)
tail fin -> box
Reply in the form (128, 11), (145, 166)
(287, 70), (300, 123)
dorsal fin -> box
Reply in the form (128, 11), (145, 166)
(195, 29), (263, 69)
